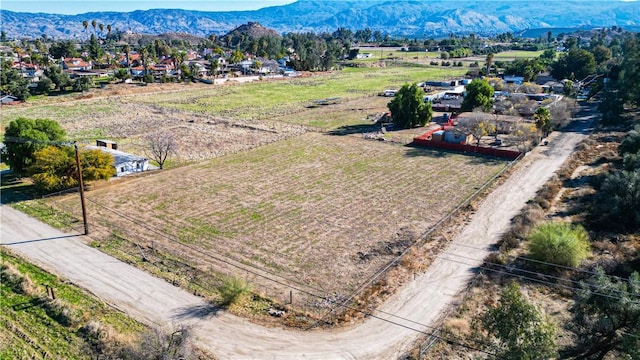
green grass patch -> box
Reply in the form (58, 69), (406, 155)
(0, 249), (144, 359)
(11, 200), (80, 230)
(131, 66), (466, 122)
(493, 50), (544, 59)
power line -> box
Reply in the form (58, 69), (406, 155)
(438, 255), (640, 305)
(447, 241), (635, 284)
(441, 249), (639, 299)
(83, 196), (496, 355)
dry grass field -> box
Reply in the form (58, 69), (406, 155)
(4, 66), (515, 317)
(50, 132), (507, 307)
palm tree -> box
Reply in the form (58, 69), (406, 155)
(82, 20), (88, 42)
(106, 24), (112, 36)
(534, 107), (551, 139)
(210, 58), (219, 78)
(99, 23), (104, 38)
(91, 20), (97, 35)
(172, 50), (186, 79)
(123, 44), (131, 76)
(485, 53), (494, 76)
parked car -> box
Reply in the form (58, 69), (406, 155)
(379, 89), (396, 97)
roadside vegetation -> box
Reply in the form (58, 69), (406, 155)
(0, 248), (146, 359)
(421, 33), (640, 359)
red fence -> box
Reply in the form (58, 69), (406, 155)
(412, 137), (522, 160)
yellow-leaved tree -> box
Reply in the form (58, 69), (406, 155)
(30, 146), (115, 192)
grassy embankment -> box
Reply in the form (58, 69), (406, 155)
(0, 248), (145, 359)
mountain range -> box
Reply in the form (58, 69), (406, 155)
(1, 0), (639, 40)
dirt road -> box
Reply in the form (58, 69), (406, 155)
(1, 103), (597, 359)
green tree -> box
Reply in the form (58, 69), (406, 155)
(568, 269), (640, 359)
(209, 58), (219, 78)
(504, 59), (544, 82)
(461, 78), (494, 112)
(591, 45), (612, 65)
(82, 20), (89, 40)
(123, 44), (132, 76)
(2, 118), (66, 174)
(34, 77), (53, 95)
(551, 48), (596, 80)
(387, 83), (433, 129)
(619, 36), (640, 107)
(44, 65), (71, 91)
(527, 222), (590, 267)
(229, 49), (245, 64)
(49, 40), (78, 59)
(72, 76), (92, 92)
(87, 34), (103, 61)
(0, 67), (30, 100)
(481, 282), (557, 359)
(485, 52), (494, 75)
(591, 170), (640, 232)
(539, 48), (556, 65)
(114, 68), (131, 82)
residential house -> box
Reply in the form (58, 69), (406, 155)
(88, 141), (150, 177)
(503, 76), (524, 86)
(62, 57), (92, 71)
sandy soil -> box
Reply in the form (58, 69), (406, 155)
(1, 104), (597, 359)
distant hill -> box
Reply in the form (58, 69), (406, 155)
(1, 0), (639, 40)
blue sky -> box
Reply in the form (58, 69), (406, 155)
(1, 0), (297, 14)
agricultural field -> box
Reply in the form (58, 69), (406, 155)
(1, 65), (465, 162)
(5, 64), (510, 315)
(48, 132), (508, 308)
(492, 50), (545, 59)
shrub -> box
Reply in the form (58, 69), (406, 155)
(43, 298), (79, 327)
(217, 275), (252, 307)
(591, 170), (640, 232)
(618, 127), (640, 156)
(623, 152), (640, 171)
(0, 263), (38, 295)
(527, 222), (590, 268)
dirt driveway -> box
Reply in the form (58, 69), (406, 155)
(0, 103), (597, 359)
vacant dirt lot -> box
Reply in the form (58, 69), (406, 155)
(49, 131), (506, 307)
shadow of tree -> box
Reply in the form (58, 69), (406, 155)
(172, 303), (222, 320)
(326, 124), (380, 136)
(1, 171), (38, 204)
(402, 144), (452, 158)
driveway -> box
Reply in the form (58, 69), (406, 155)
(1, 103), (597, 359)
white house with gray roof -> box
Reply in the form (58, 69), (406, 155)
(87, 143), (150, 177)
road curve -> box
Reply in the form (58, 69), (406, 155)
(1, 103), (596, 359)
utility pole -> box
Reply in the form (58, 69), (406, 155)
(74, 142), (89, 235)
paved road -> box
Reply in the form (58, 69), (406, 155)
(1, 103), (596, 359)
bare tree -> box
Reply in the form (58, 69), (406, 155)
(456, 110), (495, 146)
(549, 98), (578, 129)
(118, 325), (195, 360)
(146, 130), (176, 169)
(493, 114), (515, 139)
(511, 123), (538, 152)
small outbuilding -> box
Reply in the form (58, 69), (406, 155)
(444, 130), (474, 145)
(0, 95), (18, 104)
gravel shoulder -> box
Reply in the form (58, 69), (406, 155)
(0, 103), (597, 359)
